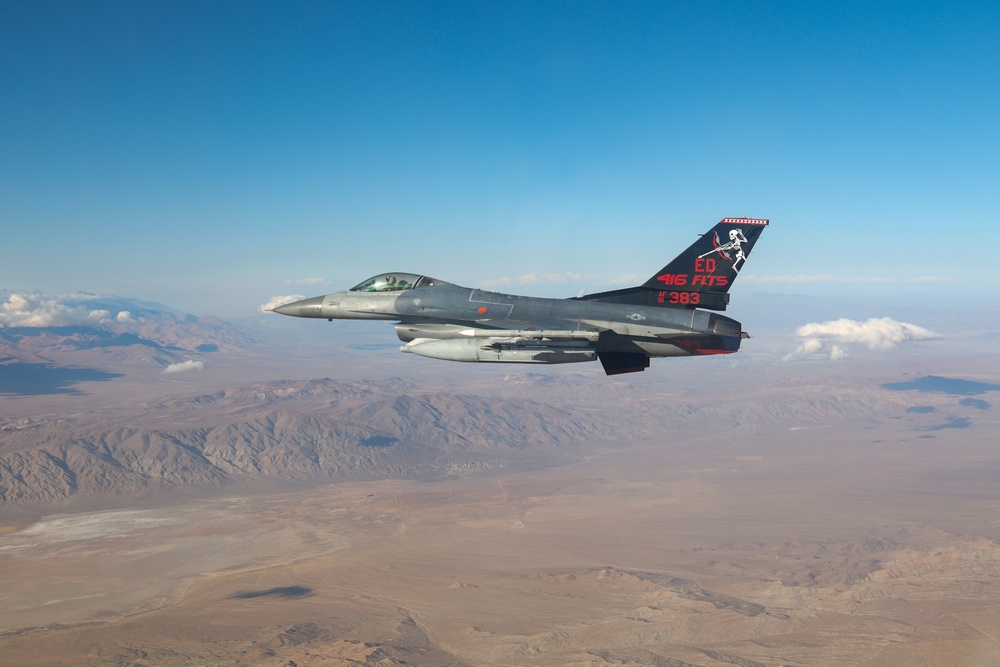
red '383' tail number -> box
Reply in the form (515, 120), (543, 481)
(658, 291), (700, 305)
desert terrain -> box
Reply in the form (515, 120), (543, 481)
(3, 305), (1000, 665)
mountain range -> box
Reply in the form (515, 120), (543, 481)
(1, 290), (993, 509)
(0, 291), (259, 370)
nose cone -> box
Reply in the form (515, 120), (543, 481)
(272, 295), (325, 318)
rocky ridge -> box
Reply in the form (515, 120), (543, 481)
(0, 374), (937, 507)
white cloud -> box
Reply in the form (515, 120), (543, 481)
(797, 338), (823, 355)
(259, 295), (305, 312)
(745, 274), (956, 285)
(785, 317), (940, 361)
(162, 360), (204, 374)
(744, 274), (891, 284)
(0, 293), (119, 328)
(478, 272), (654, 289)
(116, 311), (133, 322)
(481, 272), (589, 287)
(287, 277), (327, 286)
(604, 273), (643, 286)
(796, 317), (939, 349)
(829, 345), (848, 361)
(909, 275), (956, 283)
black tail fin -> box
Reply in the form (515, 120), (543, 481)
(643, 217), (768, 292)
(578, 217), (768, 311)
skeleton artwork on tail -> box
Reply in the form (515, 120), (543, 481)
(699, 227), (749, 273)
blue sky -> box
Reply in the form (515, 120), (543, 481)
(2, 1), (998, 315)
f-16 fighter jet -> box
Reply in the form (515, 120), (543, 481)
(272, 217), (768, 375)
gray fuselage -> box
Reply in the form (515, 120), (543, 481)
(299, 283), (742, 359)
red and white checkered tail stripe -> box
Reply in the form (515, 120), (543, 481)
(719, 217), (769, 225)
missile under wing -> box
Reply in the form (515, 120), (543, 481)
(272, 217), (769, 375)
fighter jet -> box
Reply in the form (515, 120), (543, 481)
(272, 217), (768, 375)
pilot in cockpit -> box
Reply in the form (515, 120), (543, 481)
(353, 272), (428, 292)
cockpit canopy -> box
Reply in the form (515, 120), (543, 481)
(350, 273), (452, 292)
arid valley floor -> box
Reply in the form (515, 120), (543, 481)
(3, 311), (1000, 666)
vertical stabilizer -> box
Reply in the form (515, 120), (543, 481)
(577, 217), (768, 311)
(640, 217), (768, 307)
